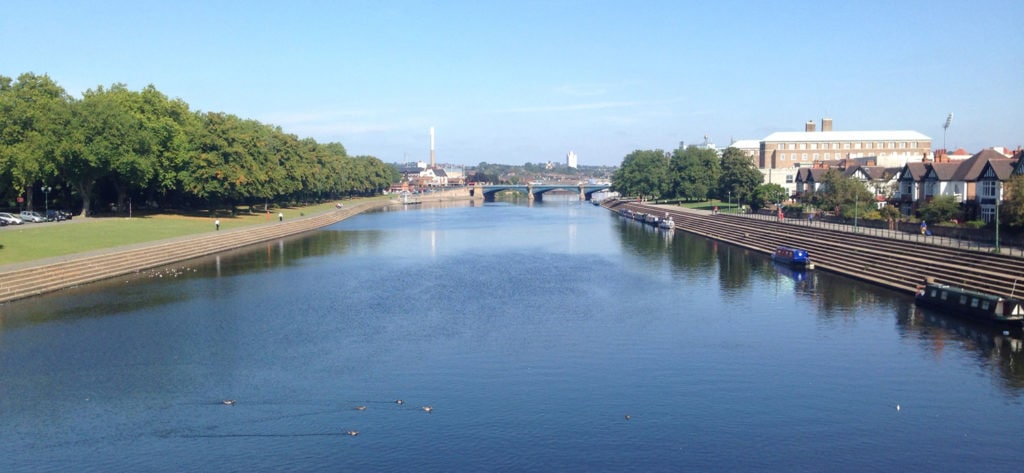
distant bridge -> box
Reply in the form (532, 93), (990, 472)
(470, 183), (613, 202)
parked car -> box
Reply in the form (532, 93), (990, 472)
(20, 211), (46, 223)
(45, 209), (70, 221)
(0, 212), (24, 225)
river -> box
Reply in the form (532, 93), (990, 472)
(1, 195), (1022, 472)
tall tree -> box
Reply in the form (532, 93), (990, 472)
(718, 147), (763, 205)
(611, 149), (669, 200)
(669, 146), (720, 201)
(0, 73), (71, 209)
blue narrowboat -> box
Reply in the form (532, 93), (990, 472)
(771, 246), (813, 269)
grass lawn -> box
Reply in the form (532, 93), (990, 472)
(673, 199), (739, 213)
(0, 201), (350, 266)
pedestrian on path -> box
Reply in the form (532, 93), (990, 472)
(215, 219), (220, 231)
(278, 212), (283, 222)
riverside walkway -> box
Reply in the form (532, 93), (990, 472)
(0, 200), (395, 304)
(607, 200), (1024, 300)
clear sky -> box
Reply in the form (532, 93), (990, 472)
(2, 0), (1021, 166)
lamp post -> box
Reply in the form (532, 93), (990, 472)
(854, 195), (859, 232)
(43, 186), (52, 217)
(728, 191), (732, 214)
(995, 182), (1001, 253)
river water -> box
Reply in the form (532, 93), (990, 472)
(1, 196), (1023, 472)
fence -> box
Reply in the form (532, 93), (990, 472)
(745, 210), (1024, 258)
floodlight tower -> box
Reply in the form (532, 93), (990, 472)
(942, 113), (953, 151)
(429, 127), (436, 168)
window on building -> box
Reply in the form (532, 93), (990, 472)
(779, 153), (786, 161)
(981, 180), (997, 198)
(843, 143), (850, 149)
(813, 153), (819, 160)
(786, 175), (794, 183)
(889, 142), (895, 149)
(854, 142), (861, 149)
(799, 143), (806, 150)
(824, 153), (830, 159)
(832, 143), (839, 150)
(981, 206), (995, 223)
(802, 153), (808, 161)
(899, 142), (906, 149)
(810, 143), (817, 150)
(789, 143), (796, 150)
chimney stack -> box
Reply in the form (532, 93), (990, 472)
(821, 117), (833, 132)
(805, 120), (816, 132)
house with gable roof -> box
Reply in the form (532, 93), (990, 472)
(896, 148), (1017, 222)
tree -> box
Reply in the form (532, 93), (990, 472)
(59, 86), (145, 217)
(918, 195), (960, 224)
(0, 73), (71, 210)
(668, 146), (719, 201)
(1000, 175), (1024, 231)
(751, 183), (788, 211)
(611, 149), (669, 200)
(718, 147), (763, 205)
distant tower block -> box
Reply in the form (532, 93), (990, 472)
(429, 127), (436, 168)
(567, 150), (578, 169)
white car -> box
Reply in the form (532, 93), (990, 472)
(0, 212), (24, 225)
(20, 211), (46, 223)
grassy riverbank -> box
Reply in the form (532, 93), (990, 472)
(0, 201), (357, 266)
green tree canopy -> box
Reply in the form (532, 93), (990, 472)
(611, 149), (669, 200)
(668, 146), (719, 201)
(718, 147), (763, 205)
(917, 195), (961, 224)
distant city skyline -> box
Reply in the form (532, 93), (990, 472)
(2, 0), (1021, 166)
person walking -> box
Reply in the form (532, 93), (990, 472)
(278, 212), (283, 222)
(215, 219), (220, 231)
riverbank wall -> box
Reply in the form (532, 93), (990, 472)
(0, 200), (396, 304)
(0, 188), (480, 305)
(607, 200), (1024, 300)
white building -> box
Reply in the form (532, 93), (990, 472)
(567, 150), (578, 169)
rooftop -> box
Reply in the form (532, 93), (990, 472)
(763, 130), (931, 142)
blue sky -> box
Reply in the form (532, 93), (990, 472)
(2, 0), (1021, 166)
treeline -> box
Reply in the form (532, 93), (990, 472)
(0, 73), (399, 216)
(611, 146), (785, 210)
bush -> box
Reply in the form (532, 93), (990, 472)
(963, 220), (986, 229)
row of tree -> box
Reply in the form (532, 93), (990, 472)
(610, 146), (785, 210)
(0, 73), (399, 217)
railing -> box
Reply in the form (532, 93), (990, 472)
(743, 211), (1024, 258)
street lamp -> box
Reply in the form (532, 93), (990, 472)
(854, 195), (859, 231)
(728, 191), (732, 213)
(43, 186), (52, 216)
(995, 181), (1001, 253)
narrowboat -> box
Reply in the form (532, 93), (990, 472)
(914, 278), (1024, 327)
(771, 246), (813, 269)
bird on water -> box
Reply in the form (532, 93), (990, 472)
(222, 400), (236, 406)
(421, 406), (433, 413)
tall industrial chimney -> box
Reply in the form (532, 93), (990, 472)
(429, 127), (435, 168)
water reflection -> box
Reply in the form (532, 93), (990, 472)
(614, 216), (1024, 395)
(899, 305), (1024, 392)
